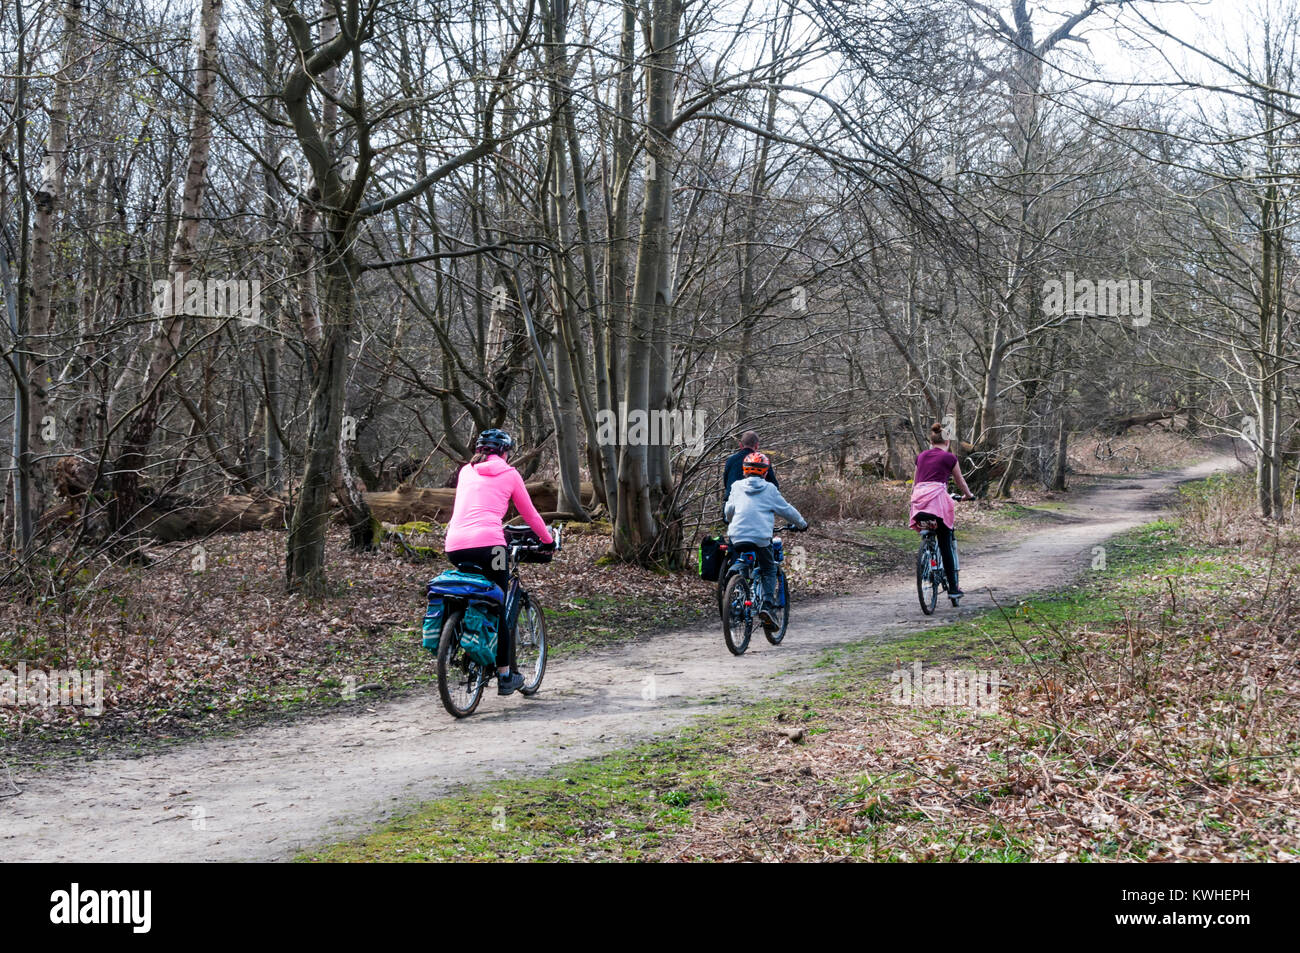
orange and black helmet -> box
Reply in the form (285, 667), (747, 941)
(742, 451), (770, 476)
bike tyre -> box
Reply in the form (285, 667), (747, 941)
(516, 594), (547, 696)
(722, 573), (753, 656)
(917, 543), (938, 616)
(437, 610), (487, 717)
(765, 570), (790, 644)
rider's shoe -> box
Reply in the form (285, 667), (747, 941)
(758, 603), (777, 627)
(949, 588), (964, 597)
(497, 672), (525, 696)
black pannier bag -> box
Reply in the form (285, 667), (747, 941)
(698, 536), (728, 581)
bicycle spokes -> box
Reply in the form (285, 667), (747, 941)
(728, 583), (746, 619)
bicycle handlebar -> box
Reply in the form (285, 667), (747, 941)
(504, 522), (563, 552)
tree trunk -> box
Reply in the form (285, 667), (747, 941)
(542, 0), (598, 519)
(1, 248), (33, 548)
(279, 0), (374, 589)
(25, 0), (81, 526)
(994, 423), (1023, 498)
(286, 260), (358, 587)
(562, 37), (617, 512)
(261, 0), (283, 490)
(734, 74), (780, 427)
(1258, 165), (1280, 518)
(513, 268), (588, 520)
(613, 0), (682, 564)
(1051, 416), (1068, 491)
(111, 0), (223, 539)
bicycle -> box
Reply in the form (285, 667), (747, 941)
(720, 524), (805, 656)
(915, 494), (968, 615)
(436, 523), (560, 718)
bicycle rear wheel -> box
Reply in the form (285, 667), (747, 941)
(437, 610), (488, 717)
(722, 574), (753, 656)
(515, 593), (547, 696)
(917, 542), (938, 616)
(764, 570), (790, 644)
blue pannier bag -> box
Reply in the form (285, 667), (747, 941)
(422, 570), (504, 664)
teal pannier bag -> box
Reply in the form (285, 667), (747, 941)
(458, 598), (501, 667)
(422, 570), (505, 658)
(421, 599), (447, 653)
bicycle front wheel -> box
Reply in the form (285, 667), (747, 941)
(764, 570), (790, 644)
(515, 593), (548, 696)
(721, 573), (753, 656)
(437, 610), (488, 717)
(917, 542), (938, 616)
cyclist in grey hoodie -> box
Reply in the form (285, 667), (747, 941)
(723, 452), (808, 626)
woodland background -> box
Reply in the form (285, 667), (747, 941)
(1, 0), (1294, 598)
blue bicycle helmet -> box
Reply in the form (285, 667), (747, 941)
(475, 428), (513, 455)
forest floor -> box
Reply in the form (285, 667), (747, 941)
(303, 456), (1298, 863)
(0, 454), (1245, 861)
(1, 460), (1075, 759)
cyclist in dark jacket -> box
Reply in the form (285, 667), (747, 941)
(722, 431), (778, 519)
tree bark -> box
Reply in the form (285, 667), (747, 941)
(111, 0), (224, 539)
(26, 0), (82, 526)
(613, 0), (683, 563)
(1051, 415), (1069, 491)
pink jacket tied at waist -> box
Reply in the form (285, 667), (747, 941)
(444, 455), (554, 551)
(909, 481), (955, 531)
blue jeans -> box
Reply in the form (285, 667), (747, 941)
(732, 542), (778, 606)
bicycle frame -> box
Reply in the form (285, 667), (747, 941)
(502, 548), (528, 637)
(724, 550), (787, 604)
(919, 526), (958, 582)
(732, 550), (760, 598)
(721, 528), (794, 598)
(499, 522), (561, 638)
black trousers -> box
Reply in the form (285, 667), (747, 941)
(933, 523), (959, 591)
(446, 546), (513, 668)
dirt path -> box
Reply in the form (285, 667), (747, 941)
(0, 458), (1232, 861)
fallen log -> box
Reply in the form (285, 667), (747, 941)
(42, 458), (289, 544)
(136, 479), (597, 543)
(43, 452), (598, 543)
(139, 494), (288, 542)
(360, 480), (597, 524)
(1102, 408), (1183, 435)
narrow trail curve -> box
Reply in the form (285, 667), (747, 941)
(0, 457), (1232, 862)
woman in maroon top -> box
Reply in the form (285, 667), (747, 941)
(910, 423), (974, 595)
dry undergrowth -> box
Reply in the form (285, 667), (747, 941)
(1073, 426), (1213, 476)
(649, 476), (1300, 861)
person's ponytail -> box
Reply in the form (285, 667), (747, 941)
(469, 449), (508, 467)
(929, 422), (947, 445)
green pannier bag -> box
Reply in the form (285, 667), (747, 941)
(421, 600), (447, 653)
(458, 598), (500, 667)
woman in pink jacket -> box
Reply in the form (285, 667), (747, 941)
(445, 429), (554, 695)
(909, 423), (974, 596)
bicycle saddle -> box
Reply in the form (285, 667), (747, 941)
(450, 561), (490, 577)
